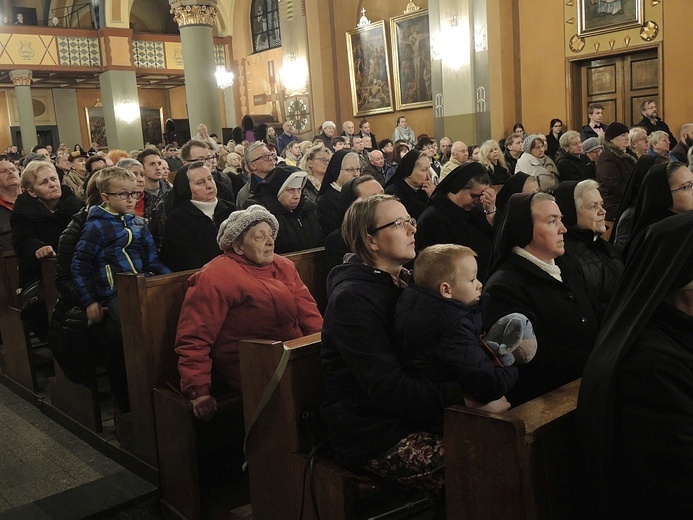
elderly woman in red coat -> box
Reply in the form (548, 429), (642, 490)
(175, 205), (323, 420)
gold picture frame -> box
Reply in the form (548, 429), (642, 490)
(140, 107), (164, 147)
(390, 9), (432, 111)
(85, 107), (107, 148)
(577, 0), (643, 37)
(345, 20), (394, 117)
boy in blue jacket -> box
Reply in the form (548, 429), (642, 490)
(395, 244), (519, 409)
(72, 166), (170, 411)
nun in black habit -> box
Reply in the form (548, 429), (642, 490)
(483, 192), (599, 404)
(415, 161), (496, 282)
(384, 149), (434, 220)
(553, 180), (624, 318)
(577, 212), (693, 519)
(316, 149), (359, 237)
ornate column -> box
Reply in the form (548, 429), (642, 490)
(169, 0), (222, 138)
(10, 70), (38, 152)
(429, 0), (491, 143)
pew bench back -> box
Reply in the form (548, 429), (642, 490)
(444, 378), (582, 520)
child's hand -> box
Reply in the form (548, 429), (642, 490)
(464, 395), (511, 414)
(35, 246), (56, 259)
(86, 302), (106, 323)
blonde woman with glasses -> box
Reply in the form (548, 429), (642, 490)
(299, 142), (332, 203)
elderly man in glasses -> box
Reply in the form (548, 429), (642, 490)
(181, 139), (234, 204)
(236, 141), (277, 208)
(0, 155), (22, 251)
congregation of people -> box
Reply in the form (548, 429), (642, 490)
(2, 97), (692, 517)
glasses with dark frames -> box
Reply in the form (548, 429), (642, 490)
(105, 191), (144, 200)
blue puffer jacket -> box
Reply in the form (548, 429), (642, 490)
(71, 205), (171, 308)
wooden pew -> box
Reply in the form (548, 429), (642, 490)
(117, 248), (327, 518)
(40, 257), (102, 433)
(285, 247), (328, 313)
(117, 247), (327, 471)
(239, 335), (410, 520)
(444, 378), (582, 520)
(0, 251), (40, 392)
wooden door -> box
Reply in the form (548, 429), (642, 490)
(575, 48), (659, 127)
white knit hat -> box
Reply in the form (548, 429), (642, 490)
(217, 205), (279, 251)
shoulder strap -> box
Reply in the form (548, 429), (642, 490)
(242, 345), (292, 471)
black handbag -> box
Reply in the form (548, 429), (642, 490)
(19, 279), (46, 321)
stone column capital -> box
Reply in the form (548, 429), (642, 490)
(9, 70), (32, 86)
(169, 0), (218, 27)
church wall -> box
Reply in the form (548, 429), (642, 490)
(330, 1), (433, 143)
(662, 0), (693, 136)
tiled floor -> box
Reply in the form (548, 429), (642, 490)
(0, 383), (158, 518)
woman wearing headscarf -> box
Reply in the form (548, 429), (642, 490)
(514, 134), (560, 192)
(577, 212), (693, 518)
(247, 164), (323, 254)
(595, 122), (637, 220)
(494, 172), (539, 217)
(160, 162), (236, 272)
(384, 149), (435, 220)
(416, 162), (496, 282)
(175, 205), (322, 420)
(316, 150), (362, 237)
(553, 180), (624, 317)
(483, 192), (599, 404)
(324, 175), (383, 272)
(624, 161), (693, 259)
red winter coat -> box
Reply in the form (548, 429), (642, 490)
(175, 251), (323, 398)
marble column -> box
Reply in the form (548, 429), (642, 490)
(10, 70), (38, 152)
(98, 70), (144, 151)
(169, 0), (222, 138)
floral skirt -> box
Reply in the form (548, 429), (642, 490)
(365, 431), (445, 499)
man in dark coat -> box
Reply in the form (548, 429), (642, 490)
(669, 122), (693, 163)
(634, 99), (677, 147)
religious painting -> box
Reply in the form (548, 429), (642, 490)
(390, 10), (432, 111)
(140, 107), (164, 147)
(345, 21), (394, 117)
(85, 107), (107, 148)
(578, 0), (643, 37)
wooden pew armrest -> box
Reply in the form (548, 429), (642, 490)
(445, 378), (581, 437)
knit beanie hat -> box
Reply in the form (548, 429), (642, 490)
(522, 134), (542, 154)
(22, 153), (46, 168)
(217, 205), (279, 251)
(582, 137), (603, 154)
(604, 122), (629, 142)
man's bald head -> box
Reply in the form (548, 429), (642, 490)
(451, 141), (469, 163)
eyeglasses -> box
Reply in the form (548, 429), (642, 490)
(369, 217), (416, 234)
(671, 182), (693, 194)
(196, 155), (218, 164)
(314, 157), (330, 164)
(341, 167), (362, 175)
(105, 191), (144, 200)
(251, 153), (276, 163)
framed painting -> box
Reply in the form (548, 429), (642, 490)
(345, 20), (394, 117)
(578, 0), (643, 37)
(390, 9), (432, 110)
(85, 107), (107, 148)
(141, 107), (164, 147)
